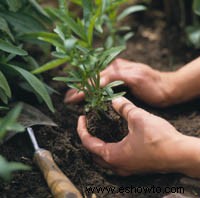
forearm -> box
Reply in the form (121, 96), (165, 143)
(169, 135), (200, 178)
(170, 57), (200, 104)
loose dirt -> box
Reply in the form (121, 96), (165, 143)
(0, 10), (200, 198)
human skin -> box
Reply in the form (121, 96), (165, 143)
(77, 97), (200, 178)
(67, 56), (200, 177)
(65, 57), (200, 107)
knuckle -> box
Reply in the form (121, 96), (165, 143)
(127, 108), (143, 121)
(113, 58), (123, 64)
(127, 108), (148, 124)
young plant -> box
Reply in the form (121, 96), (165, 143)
(30, 0), (128, 113)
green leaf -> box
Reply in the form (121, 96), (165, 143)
(6, 0), (22, 12)
(99, 45), (126, 69)
(117, 5), (146, 21)
(32, 58), (69, 74)
(0, 71), (11, 98)
(0, 104), (23, 140)
(28, 0), (49, 17)
(0, 155), (30, 181)
(0, 88), (8, 104)
(53, 77), (81, 83)
(7, 65), (55, 112)
(0, 106), (9, 110)
(22, 32), (64, 51)
(0, 11), (45, 34)
(51, 51), (69, 59)
(105, 80), (124, 88)
(82, 0), (93, 28)
(124, 32), (134, 41)
(0, 17), (14, 41)
(0, 39), (28, 56)
(193, 0), (200, 16)
(58, 0), (68, 13)
(104, 91), (126, 101)
(47, 8), (87, 41)
(186, 26), (200, 48)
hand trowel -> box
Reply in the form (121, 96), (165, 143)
(2, 103), (82, 198)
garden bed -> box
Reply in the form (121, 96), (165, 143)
(1, 10), (200, 198)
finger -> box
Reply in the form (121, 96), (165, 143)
(77, 116), (107, 157)
(64, 89), (85, 103)
(112, 97), (138, 120)
(77, 116), (126, 165)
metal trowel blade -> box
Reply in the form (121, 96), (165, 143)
(2, 103), (57, 143)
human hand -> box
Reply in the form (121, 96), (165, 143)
(65, 58), (176, 107)
(77, 97), (185, 176)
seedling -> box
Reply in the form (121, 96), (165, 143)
(31, 0), (129, 113)
(26, 0), (146, 141)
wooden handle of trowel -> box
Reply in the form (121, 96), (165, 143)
(34, 149), (82, 198)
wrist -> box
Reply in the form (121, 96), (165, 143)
(160, 69), (199, 106)
(164, 134), (200, 178)
(159, 71), (180, 106)
(168, 67), (200, 105)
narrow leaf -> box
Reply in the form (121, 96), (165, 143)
(0, 88), (8, 104)
(6, 0), (22, 12)
(0, 39), (27, 56)
(0, 71), (11, 98)
(32, 58), (69, 74)
(193, 0), (200, 16)
(117, 5), (146, 21)
(0, 17), (14, 41)
(0, 155), (30, 181)
(0, 104), (23, 139)
(105, 80), (124, 88)
(53, 77), (81, 83)
(28, 0), (49, 17)
(7, 65), (55, 112)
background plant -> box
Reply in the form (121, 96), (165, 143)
(185, 0), (200, 48)
(0, 0), (54, 112)
(0, 104), (30, 181)
(0, 0), (56, 181)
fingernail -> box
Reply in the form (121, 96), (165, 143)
(100, 77), (106, 86)
(112, 96), (123, 104)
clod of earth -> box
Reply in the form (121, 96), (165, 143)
(86, 102), (128, 142)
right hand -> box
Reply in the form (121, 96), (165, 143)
(77, 97), (185, 176)
(65, 58), (176, 107)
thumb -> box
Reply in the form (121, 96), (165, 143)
(99, 76), (111, 87)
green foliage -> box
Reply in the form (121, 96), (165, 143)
(30, 0), (131, 112)
(0, 155), (30, 181)
(0, 0), (52, 182)
(0, 104), (24, 140)
(0, 0), (54, 112)
(0, 104), (30, 181)
(103, 1), (146, 48)
(28, 0), (145, 112)
(185, 0), (200, 48)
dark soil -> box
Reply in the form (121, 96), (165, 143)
(1, 10), (200, 198)
(86, 102), (128, 142)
